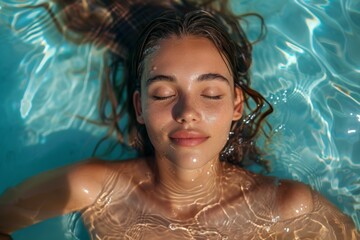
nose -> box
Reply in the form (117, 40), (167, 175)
(172, 95), (201, 124)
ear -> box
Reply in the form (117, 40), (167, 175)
(232, 87), (243, 121)
(133, 90), (145, 124)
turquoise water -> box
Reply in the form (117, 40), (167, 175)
(0, 0), (359, 239)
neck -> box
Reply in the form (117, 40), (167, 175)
(153, 155), (223, 213)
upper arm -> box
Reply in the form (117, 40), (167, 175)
(65, 159), (109, 211)
(0, 158), (108, 233)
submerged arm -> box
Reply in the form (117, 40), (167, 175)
(0, 159), (107, 235)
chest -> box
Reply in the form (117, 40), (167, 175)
(80, 190), (278, 239)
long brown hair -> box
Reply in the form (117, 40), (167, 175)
(45, 0), (273, 169)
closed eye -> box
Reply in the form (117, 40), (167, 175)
(201, 95), (223, 100)
(152, 95), (175, 100)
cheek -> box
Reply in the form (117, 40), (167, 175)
(203, 101), (234, 124)
(143, 102), (171, 123)
(141, 103), (172, 141)
(203, 102), (234, 140)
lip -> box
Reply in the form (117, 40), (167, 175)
(169, 130), (209, 147)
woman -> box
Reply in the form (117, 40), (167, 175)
(0, 2), (358, 240)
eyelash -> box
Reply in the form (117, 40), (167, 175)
(152, 95), (175, 100)
(202, 95), (222, 100)
(152, 95), (222, 101)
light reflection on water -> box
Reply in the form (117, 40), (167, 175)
(0, 0), (359, 238)
(237, 0), (360, 228)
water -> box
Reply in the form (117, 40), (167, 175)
(0, 0), (359, 239)
(238, 0), (360, 227)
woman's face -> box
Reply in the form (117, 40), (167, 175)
(134, 35), (243, 169)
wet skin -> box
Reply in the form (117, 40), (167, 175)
(132, 35), (243, 203)
(79, 159), (357, 239)
(0, 36), (358, 239)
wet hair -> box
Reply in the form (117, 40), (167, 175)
(45, 0), (273, 169)
(127, 9), (273, 170)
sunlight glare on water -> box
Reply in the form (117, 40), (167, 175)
(233, 0), (360, 228)
(0, 0), (359, 238)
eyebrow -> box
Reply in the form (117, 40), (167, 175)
(145, 73), (230, 87)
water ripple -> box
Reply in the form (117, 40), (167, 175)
(1, 0), (359, 231)
(235, 0), (360, 228)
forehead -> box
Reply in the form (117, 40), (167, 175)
(142, 35), (232, 81)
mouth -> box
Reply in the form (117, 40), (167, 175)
(169, 130), (209, 147)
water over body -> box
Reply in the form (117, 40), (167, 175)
(0, 0), (359, 239)
(79, 160), (356, 239)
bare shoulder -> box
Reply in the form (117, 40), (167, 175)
(275, 179), (314, 220)
(68, 157), (151, 190)
(274, 178), (354, 222)
(66, 157), (152, 208)
(275, 179), (359, 238)
(229, 170), (314, 220)
(233, 171), (359, 237)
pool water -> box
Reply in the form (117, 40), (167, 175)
(0, 0), (359, 239)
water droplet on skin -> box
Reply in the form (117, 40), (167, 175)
(272, 216), (280, 223)
(169, 223), (176, 230)
(243, 181), (251, 190)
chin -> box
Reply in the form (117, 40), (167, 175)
(166, 152), (219, 170)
